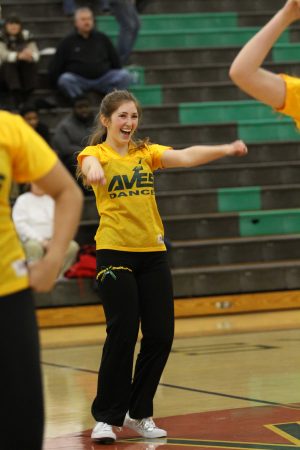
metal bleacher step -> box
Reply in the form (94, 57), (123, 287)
(34, 257), (300, 307)
(1, 0), (283, 19)
(171, 259), (300, 297)
(19, 11), (280, 33)
(82, 183), (300, 221)
(35, 80), (249, 106)
(155, 160), (300, 190)
(38, 59), (300, 88)
(156, 184), (300, 215)
(38, 46), (245, 71)
(170, 234), (300, 268)
(131, 46), (267, 67)
(163, 208), (300, 241)
(145, 0), (284, 14)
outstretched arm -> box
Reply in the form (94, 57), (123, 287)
(229, 0), (300, 109)
(161, 140), (247, 169)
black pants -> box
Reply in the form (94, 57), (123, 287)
(0, 61), (38, 107)
(1, 61), (38, 91)
(92, 250), (174, 426)
(0, 289), (44, 450)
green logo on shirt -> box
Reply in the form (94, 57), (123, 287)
(108, 166), (154, 198)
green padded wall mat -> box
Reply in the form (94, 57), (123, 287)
(239, 209), (300, 236)
(218, 186), (261, 212)
(238, 118), (300, 143)
(96, 12), (238, 33)
(129, 85), (162, 105)
(179, 100), (276, 124)
(273, 43), (300, 62)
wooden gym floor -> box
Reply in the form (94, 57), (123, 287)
(41, 308), (300, 449)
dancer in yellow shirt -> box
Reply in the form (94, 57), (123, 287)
(77, 89), (248, 444)
(230, 0), (300, 126)
(0, 111), (83, 450)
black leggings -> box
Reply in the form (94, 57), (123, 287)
(0, 289), (44, 450)
(92, 250), (174, 426)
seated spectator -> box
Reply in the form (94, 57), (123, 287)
(19, 103), (51, 145)
(0, 15), (39, 108)
(48, 7), (137, 101)
(12, 183), (79, 277)
(52, 95), (94, 184)
(67, 0), (140, 63)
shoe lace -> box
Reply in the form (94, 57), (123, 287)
(138, 417), (156, 431)
(99, 422), (113, 431)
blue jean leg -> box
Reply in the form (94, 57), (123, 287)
(98, 0), (111, 11)
(89, 69), (136, 93)
(110, 0), (140, 64)
(57, 72), (91, 99)
(63, 0), (76, 14)
(57, 70), (136, 99)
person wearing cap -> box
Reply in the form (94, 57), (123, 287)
(0, 15), (39, 108)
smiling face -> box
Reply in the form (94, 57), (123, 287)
(101, 101), (139, 151)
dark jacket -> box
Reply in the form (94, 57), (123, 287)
(36, 122), (51, 145)
(52, 113), (94, 163)
(48, 29), (121, 84)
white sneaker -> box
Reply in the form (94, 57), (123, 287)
(123, 413), (167, 438)
(91, 421), (116, 443)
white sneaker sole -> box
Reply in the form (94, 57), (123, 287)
(123, 423), (167, 438)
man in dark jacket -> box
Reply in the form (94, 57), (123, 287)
(52, 95), (94, 188)
(48, 7), (136, 100)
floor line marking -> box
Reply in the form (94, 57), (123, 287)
(41, 361), (300, 410)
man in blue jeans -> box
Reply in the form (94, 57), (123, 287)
(62, 0), (140, 64)
(49, 7), (137, 100)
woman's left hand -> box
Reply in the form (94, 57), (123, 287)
(227, 140), (248, 157)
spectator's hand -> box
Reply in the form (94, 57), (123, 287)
(227, 140), (248, 157)
(18, 48), (34, 61)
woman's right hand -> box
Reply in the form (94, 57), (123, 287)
(283, 0), (300, 23)
(82, 156), (107, 185)
(86, 164), (106, 185)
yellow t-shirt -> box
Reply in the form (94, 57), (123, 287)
(277, 73), (300, 128)
(0, 111), (57, 296)
(78, 142), (170, 252)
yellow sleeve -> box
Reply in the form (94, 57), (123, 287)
(2, 113), (57, 182)
(276, 74), (300, 129)
(77, 145), (100, 167)
(147, 144), (172, 171)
